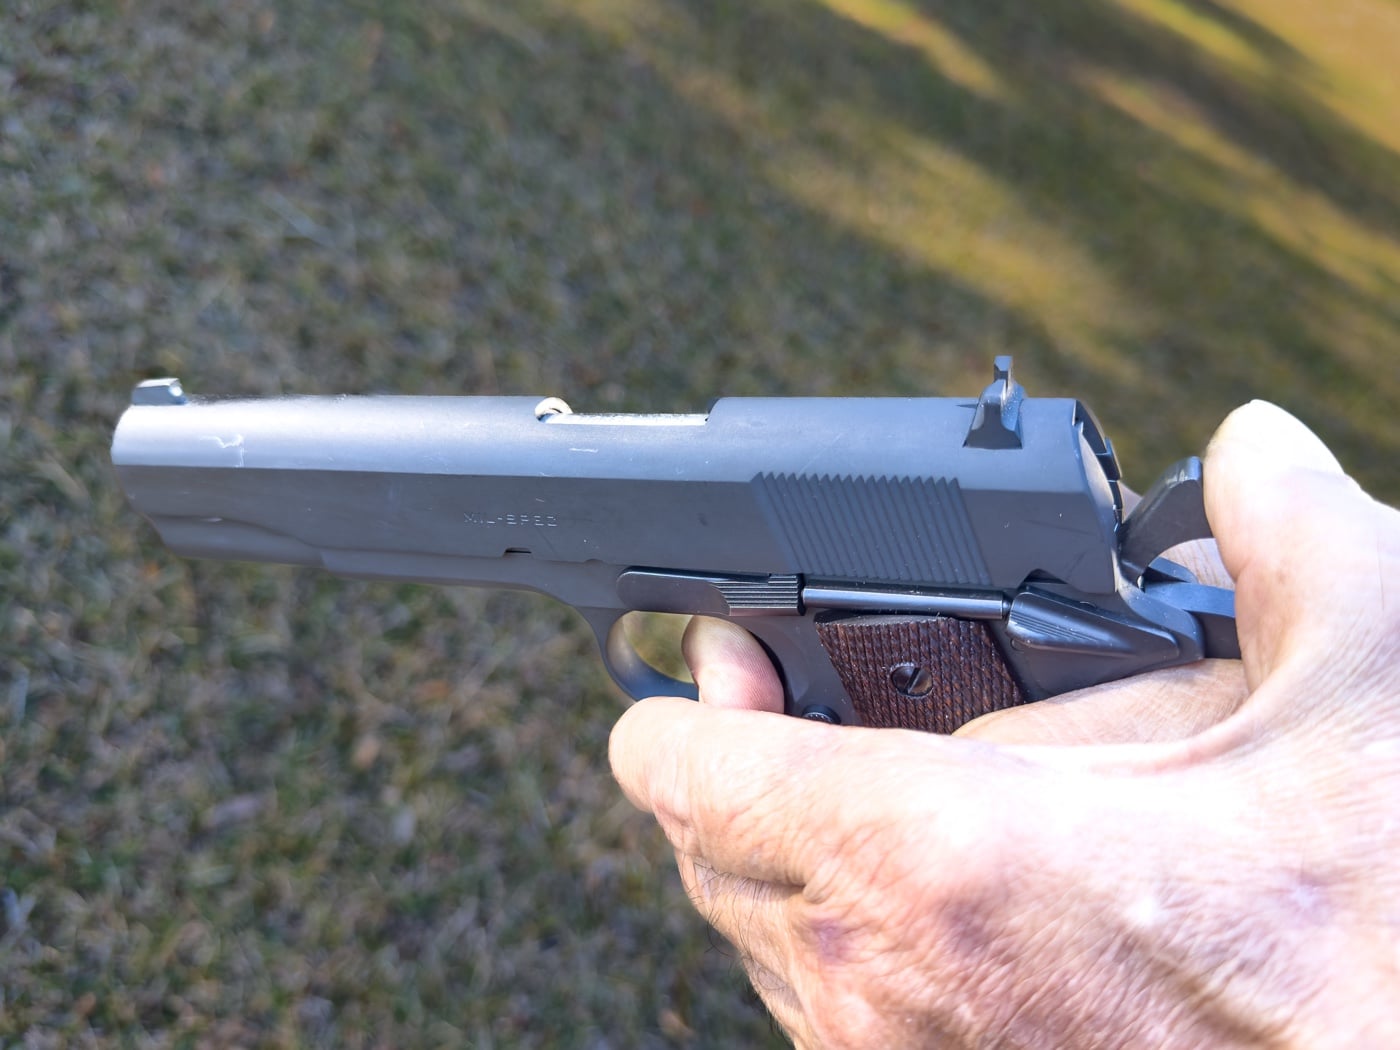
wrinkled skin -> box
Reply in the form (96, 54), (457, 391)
(609, 402), (1400, 1048)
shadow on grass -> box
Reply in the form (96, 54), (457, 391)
(611, 0), (1400, 491)
(263, 0), (1400, 489)
(316, 1), (1067, 407)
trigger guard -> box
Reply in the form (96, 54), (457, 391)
(586, 610), (699, 702)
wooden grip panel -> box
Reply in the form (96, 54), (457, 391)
(815, 615), (1026, 733)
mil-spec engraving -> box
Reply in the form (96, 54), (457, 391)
(464, 512), (560, 528)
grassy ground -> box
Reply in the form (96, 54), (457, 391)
(2, 0), (1398, 1046)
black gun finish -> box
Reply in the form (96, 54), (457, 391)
(110, 359), (1238, 731)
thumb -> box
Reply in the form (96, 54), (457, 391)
(1204, 401), (1400, 724)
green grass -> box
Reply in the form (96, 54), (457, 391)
(2, 0), (1398, 1045)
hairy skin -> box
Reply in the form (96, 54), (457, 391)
(609, 402), (1400, 1048)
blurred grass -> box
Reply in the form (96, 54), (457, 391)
(1, 0), (1397, 1045)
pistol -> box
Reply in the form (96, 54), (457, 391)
(110, 357), (1238, 733)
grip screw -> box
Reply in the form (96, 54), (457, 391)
(889, 662), (934, 698)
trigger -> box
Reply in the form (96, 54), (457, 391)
(1117, 456), (1211, 581)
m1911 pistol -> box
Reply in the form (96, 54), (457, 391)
(110, 357), (1238, 733)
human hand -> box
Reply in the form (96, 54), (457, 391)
(609, 402), (1400, 1048)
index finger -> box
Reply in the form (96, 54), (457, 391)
(682, 616), (785, 713)
(609, 696), (1018, 885)
(610, 698), (829, 885)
